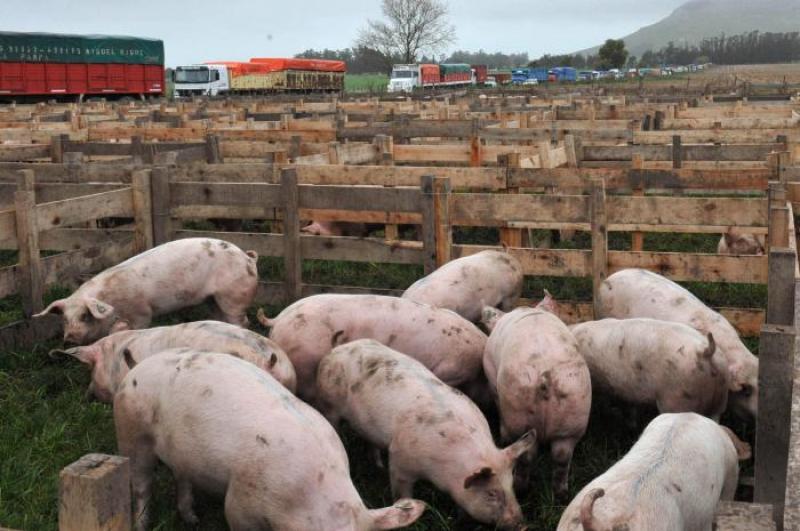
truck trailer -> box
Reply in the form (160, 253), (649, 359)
(173, 58), (345, 96)
(387, 63), (486, 92)
(0, 31), (163, 100)
(512, 67), (549, 84)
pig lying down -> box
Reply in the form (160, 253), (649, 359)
(51, 320), (296, 401)
(557, 413), (751, 531)
(596, 268), (758, 420)
(571, 318), (729, 420)
(316, 339), (534, 529)
(482, 306), (591, 497)
(114, 349), (425, 531)
(402, 250), (523, 322)
(35, 238), (259, 345)
(257, 294), (487, 402)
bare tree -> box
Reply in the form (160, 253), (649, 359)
(357, 0), (456, 65)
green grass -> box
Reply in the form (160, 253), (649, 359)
(346, 74), (389, 93)
(0, 228), (764, 529)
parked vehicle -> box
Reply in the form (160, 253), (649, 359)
(512, 67), (548, 85)
(387, 63), (486, 92)
(489, 70), (512, 85)
(577, 70), (593, 82)
(0, 31), (163, 100)
(548, 66), (577, 82)
(484, 76), (497, 88)
(173, 58), (345, 96)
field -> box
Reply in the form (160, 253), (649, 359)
(0, 227), (761, 530)
(345, 73), (389, 93)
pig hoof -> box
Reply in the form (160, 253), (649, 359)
(180, 510), (200, 526)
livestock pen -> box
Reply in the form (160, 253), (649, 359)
(0, 93), (799, 530)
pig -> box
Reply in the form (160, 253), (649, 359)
(596, 268), (758, 421)
(50, 320), (296, 401)
(401, 250), (524, 322)
(557, 413), (751, 531)
(717, 229), (766, 255)
(570, 318), (729, 420)
(316, 339), (535, 529)
(114, 349), (426, 531)
(34, 238), (259, 345)
(257, 294), (487, 402)
(481, 306), (591, 497)
(302, 221), (368, 237)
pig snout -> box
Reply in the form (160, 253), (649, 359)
(498, 503), (526, 530)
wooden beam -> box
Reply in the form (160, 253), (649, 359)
(59, 454), (131, 531)
(281, 168), (302, 302)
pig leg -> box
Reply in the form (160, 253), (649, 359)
(224, 476), (266, 531)
(176, 477), (199, 525)
(372, 446), (386, 470)
(551, 438), (577, 498)
(213, 289), (253, 327)
(388, 447), (415, 499)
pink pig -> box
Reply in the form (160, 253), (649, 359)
(35, 238), (258, 345)
(114, 349), (426, 531)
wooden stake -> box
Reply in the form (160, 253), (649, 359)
(131, 170), (154, 253)
(150, 167), (172, 246)
(281, 168), (302, 302)
(631, 153), (645, 251)
(59, 454), (131, 531)
(14, 170), (43, 317)
(205, 134), (222, 164)
(767, 248), (796, 327)
(499, 153), (523, 249)
(432, 177), (452, 268)
(590, 178), (608, 319)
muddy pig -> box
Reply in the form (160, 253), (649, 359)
(571, 318), (729, 420)
(257, 294), (487, 402)
(557, 413), (751, 531)
(316, 339), (535, 529)
(482, 306), (591, 497)
(114, 349), (426, 531)
(596, 268), (758, 421)
(51, 320), (296, 401)
(402, 250), (523, 322)
(35, 238), (258, 345)
(718, 229), (766, 255)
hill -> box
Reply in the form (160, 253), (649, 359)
(579, 0), (800, 57)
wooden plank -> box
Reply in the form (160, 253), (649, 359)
(298, 185), (421, 213)
(609, 251), (767, 284)
(450, 193), (590, 227)
(782, 281), (800, 530)
(131, 170), (153, 253)
(35, 188), (134, 231)
(607, 196), (767, 228)
(14, 170), (43, 316)
(59, 454), (131, 531)
(282, 168), (302, 302)
(768, 248), (796, 326)
(150, 167), (171, 245)
(755, 323), (796, 529)
(169, 182), (282, 211)
(0, 144), (50, 162)
(591, 179), (608, 318)
(0, 208), (15, 248)
(294, 164), (505, 189)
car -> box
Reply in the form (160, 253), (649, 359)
(522, 78), (539, 85)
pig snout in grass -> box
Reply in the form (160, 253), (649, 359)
(596, 268), (758, 421)
(316, 339), (534, 529)
(257, 294), (486, 404)
(571, 318), (730, 421)
(557, 413), (751, 531)
(402, 250), (523, 323)
(34, 238), (259, 345)
(50, 320), (296, 402)
(113, 348), (426, 531)
(481, 306), (591, 497)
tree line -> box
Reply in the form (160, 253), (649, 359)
(639, 31), (800, 66)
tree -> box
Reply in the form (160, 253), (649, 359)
(598, 39), (628, 70)
(357, 0), (456, 64)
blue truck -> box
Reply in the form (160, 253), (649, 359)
(548, 67), (577, 82)
(511, 67), (549, 84)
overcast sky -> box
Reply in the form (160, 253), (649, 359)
(7, 0), (686, 66)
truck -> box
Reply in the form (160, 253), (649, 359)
(386, 63), (485, 92)
(511, 67), (549, 84)
(548, 67), (577, 82)
(173, 58), (345, 97)
(0, 31), (163, 100)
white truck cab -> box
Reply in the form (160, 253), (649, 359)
(174, 64), (229, 97)
(387, 64), (420, 93)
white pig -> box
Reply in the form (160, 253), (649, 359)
(35, 238), (258, 345)
(302, 221), (368, 237)
(482, 306), (591, 496)
(571, 318), (729, 420)
(114, 349), (426, 531)
(596, 268), (758, 420)
(50, 320), (296, 401)
(402, 250), (524, 322)
(316, 339), (535, 529)
(257, 294), (487, 402)
(557, 413), (751, 531)
(718, 229), (766, 255)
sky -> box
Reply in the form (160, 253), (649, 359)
(6, 0), (687, 66)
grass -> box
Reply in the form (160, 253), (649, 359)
(0, 228), (764, 529)
(346, 74), (389, 93)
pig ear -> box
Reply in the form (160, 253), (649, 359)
(34, 299), (66, 318)
(536, 289), (559, 315)
(723, 231), (736, 248)
(48, 346), (97, 365)
(463, 466), (495, 490)
(504, 429), (537, 463)
(267, 352), (278, 369)
(720, 425), (752, 461)
(369, 498), (426, 529)
(480, 306), (505, 332)
(86, 298), (115, 320)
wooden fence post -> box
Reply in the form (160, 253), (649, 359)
(755, 322), (796, 530)
(59, 454), (130, 531)
(288, 135), (302, 162)
(590, 178), (608, 319)
(672, 135), (683, 169)
(631, 153), (645, 252)
(470, 119), (482, 167)
(499, 153), (523, 249)
(564, 134), (579, 168)
(205, 133), (222, 164)
(767, 248), (796, 327)
(51, 133), (68, 163)
(130, 135), (143, 164)
(15, 170), (43, 317)
(131, 170), (154, 253)
(420, 175), (451, 274)
(281, 168), (302, 303)
(375, 135), (399, 241)
(327, 142), (341, 165)
(150, 167), (172, 246)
